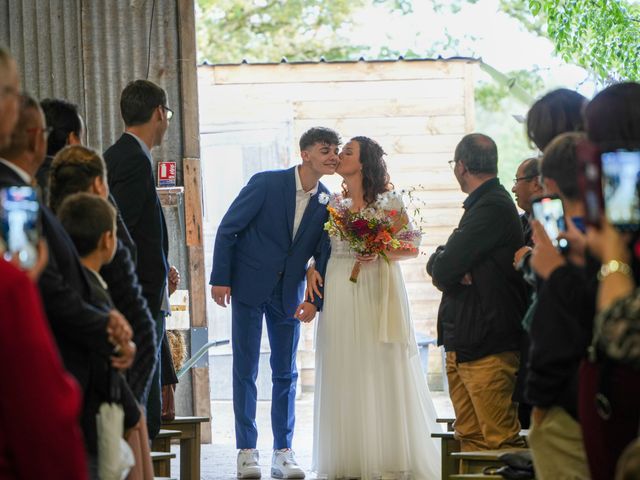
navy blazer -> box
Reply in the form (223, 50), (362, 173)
(0, 162), (112, 390)
(104, 134), (169, 318)
(210, 167), (330, 317)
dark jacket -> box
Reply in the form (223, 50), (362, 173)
(81, 267), (141, 454)
(0, 162), (112, 389)
(526, 260), (597, 419)
(104, 134), (169, 318)
(427, 178), (527, 362)
(99, 203), (157, 401)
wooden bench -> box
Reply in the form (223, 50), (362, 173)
(451, 448), (530, 475)
(152, 429), (182, 452)
(432, 431), (460, 480)
(432, 430), (530, 480)
(151, 451), (176, 477)
(161, 415), (209, 480)
(449, 475), (503, 479)
(436, 416), (455, 432)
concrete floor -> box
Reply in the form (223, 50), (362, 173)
(170, 391), (453, 480)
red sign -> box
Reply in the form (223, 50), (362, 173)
(158, 161), (177, 187)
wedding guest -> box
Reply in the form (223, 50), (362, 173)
(0, 258), (89, 480)
(58, 192), (153, 480)
(525, 132), (592, 480)
(104, 80), (178, 438)
(581, 81), (640, 480)
(0, 96), (135, 449)
(512, 157), (543, 246)
(49, 144), (157, 403)
(37, 98), (84, 201)
(511, 156), (543, 429)
(0, 46), (88, 480)
(526, 88), (587, 152)
(427, 133), (528, 451)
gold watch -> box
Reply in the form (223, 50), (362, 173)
(598, 259), (632, 281)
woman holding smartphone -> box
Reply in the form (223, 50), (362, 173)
(580, 82), (640, 480)
(525, 132), (594, 480)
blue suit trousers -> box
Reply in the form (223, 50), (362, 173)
(232, 281), (300, 449)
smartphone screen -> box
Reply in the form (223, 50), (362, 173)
(531, 196), (568, 250)
(601, 150), (640, 231)
(0, 186), (40, 268)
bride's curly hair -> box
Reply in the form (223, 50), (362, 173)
(342, 136), (393, 204)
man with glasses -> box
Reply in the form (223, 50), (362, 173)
(427, 133), (528, 452)
(510, 157), (543, 430)
(512, 157), (543, 246)
(104, 79), (177, 439)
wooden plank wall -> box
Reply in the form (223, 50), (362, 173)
(198, 59), (476, 389)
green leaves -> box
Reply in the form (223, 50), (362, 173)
(196, 0), (413, 63)
(528, 0), (640, 82)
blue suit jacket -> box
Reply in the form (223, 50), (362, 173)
(209, 167), (330, 316)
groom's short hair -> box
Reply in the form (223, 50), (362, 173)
(299, 127), (341, 151)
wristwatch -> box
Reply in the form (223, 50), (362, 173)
(598, 259), (632, 281)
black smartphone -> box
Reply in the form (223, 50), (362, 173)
(601, 150), (640, 232)
(577, 140), (604, 227)
(0, 186), (40, 269)
(531, 195), (569, 251)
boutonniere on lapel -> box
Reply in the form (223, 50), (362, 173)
(318, 192), (330, 205)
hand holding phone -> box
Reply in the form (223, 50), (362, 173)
(531, 195), (569, 251)
(0, 186), (41, 269)
(578, 140), (640, 231)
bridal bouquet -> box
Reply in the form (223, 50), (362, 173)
(321, 190), (421, 282)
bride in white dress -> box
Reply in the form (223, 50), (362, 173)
(309, 137), (441, 480)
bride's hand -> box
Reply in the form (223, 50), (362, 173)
(355, 253), (378, 263)
(306, 266), (324, 302)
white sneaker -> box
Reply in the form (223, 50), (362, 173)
(238, 449), (261, 479)
(271, 449), (305, 479)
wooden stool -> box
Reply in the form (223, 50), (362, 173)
(151, 451), (176, 477)
(161, 415), (209, 480)
(152, 429), (182, 452)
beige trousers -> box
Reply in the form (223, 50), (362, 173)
(528, 406), (590, 480)
(446, 351), (525, 451)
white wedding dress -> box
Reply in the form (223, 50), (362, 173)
(312, 235), (442, 480)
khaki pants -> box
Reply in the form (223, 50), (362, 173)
(446, 351), (525, 451)
(528, 406), (590, 480)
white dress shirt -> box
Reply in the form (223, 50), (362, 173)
(292, 166), (318, 240)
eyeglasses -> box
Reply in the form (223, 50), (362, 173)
(26, 126), (54, 139)
(160, 105), (174, 120)
(448, 160), (457, 170)
(513, 175), (537, 184)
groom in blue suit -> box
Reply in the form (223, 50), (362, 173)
(210, 127), (340, 479)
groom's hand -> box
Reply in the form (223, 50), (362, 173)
(211, 285), (232, 307)
(294, 301), (317, 323)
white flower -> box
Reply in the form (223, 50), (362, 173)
(342, 197), (353, 209)
(318, 192), (330, 205)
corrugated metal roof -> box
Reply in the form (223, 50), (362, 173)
(199, 55), (480, 67)
(0, 0), (184, 183)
